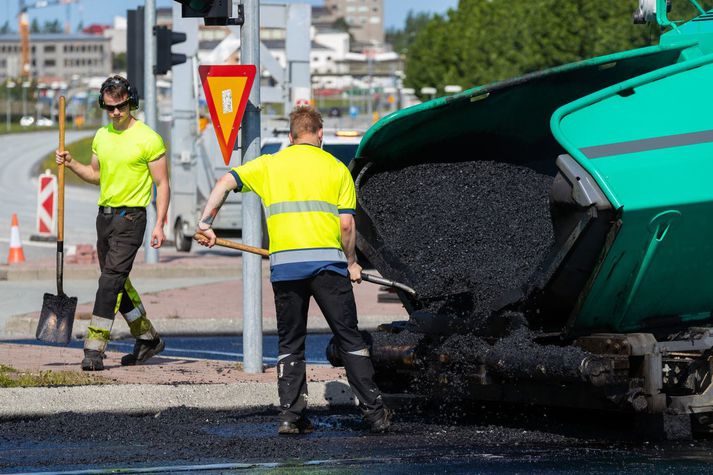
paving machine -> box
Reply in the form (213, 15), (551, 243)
(327, 1), (713, 438)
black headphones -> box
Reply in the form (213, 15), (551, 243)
(98, 76), (140, 110)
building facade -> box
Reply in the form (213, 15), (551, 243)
(0, 33), (111, 80)
(317, 0), (384, 45)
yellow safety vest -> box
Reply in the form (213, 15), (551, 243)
(231, 144), (356, 281)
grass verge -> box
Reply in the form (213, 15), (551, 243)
(0, 364), (106, 387)
(38, 136), (94, 187)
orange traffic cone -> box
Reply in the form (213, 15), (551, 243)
(7, 213), (26, 264)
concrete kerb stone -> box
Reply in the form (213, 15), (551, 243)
(0, 381), (357, 419)
(3, 314), (397, 339)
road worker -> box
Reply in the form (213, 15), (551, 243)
(56, 75), (170, 371)
(196, 106), (392, 434)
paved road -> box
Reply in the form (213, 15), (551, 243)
(0, 130), (97, 260)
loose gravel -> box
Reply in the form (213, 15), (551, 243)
(359, 160), (554, 332)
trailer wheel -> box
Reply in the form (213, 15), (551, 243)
(175, 220), (192, 252)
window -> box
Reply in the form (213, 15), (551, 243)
(44, 45), (55, 53)
(44, 59), (55, 67)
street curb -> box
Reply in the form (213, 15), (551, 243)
(0, 265), (241, 281)
(0, 382), (356, 419)
(3, 314), (398, 339)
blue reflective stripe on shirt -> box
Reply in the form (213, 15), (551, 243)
(270, 261), (348, 282)
(338, 208), (356, 215)
(230, 170), (243, 192)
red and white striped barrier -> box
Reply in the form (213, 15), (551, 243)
(35, 169), (57, 238)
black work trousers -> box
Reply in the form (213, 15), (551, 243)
(272, 270), (384, 422)
(93, 207), (146, 319)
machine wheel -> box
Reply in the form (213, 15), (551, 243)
(175, 219), (192, 252)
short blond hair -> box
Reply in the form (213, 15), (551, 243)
(289, 106), (323, 140)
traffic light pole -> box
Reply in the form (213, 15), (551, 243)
(240, 0), (263, 374)
(144, 0), (159, 264)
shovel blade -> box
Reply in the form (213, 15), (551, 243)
(37, 292), (78, 344)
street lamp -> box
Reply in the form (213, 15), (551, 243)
(21, 81), (30, 118)
(6, 81), (16, 132)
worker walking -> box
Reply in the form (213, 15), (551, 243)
(55, 75), (170, 371)
(196, 106), (392, 434)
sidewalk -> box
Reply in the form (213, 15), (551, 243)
(0, 248), (409, 418)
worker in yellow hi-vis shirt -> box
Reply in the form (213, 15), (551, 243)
(196, 106), (392, 435)
(55, 75), (170, 371)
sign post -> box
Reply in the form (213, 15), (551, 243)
(31, 169), (57, 241)
(198, 64), (257, 165)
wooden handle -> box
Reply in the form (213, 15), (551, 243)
(193, 232), (269, 257)
(58, 96), (65, 242)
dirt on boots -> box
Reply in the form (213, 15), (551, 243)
(120, 337), (165, 366)
(81, 349), (105, 371)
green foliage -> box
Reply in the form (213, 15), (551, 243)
(0, 365), (103, 387)
(0, 21), (12, 34)
(404, 0), (713, 97)
(30, 18), (40, 34)
(39, 136), (94, 186)
(42, 19), (62, 33)
(113, 52), (127, 71)
(386, 11), (436, 54)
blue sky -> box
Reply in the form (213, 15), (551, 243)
(0, 0), (458, 30)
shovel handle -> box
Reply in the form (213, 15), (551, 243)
(58, 96), (65, 242)
(361, 272), (417, 298)
(193, 232), (269, 257)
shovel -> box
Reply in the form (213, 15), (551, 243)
(193, 232), (417, 297)
(36, 96), (77, 344)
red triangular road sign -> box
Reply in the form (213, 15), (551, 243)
(199, 65), (256, 166)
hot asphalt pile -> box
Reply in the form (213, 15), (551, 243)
(360, 160), (554, 332)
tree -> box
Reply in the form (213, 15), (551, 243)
(404, 0), (713, 96)
(386, 11), (434, 54)
(30, 18), (40, 34)
(113, 52), (127, 71)
(42, 20), (62, 33)
(0, 21), (12, 34)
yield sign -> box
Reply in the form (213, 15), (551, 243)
(199, 65), (256, 165)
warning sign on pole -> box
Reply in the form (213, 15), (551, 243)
(34, 169), (57, 240)
(199, 65), (256, 166)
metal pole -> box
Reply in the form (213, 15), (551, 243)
(5, 86), (11, 131)
(241, 0), (263, 374)
(143, 0), (159, 264)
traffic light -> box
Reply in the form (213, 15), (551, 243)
(174, 0), (244, 26)
(154, 26), (187, 75)
(127, 7), (145, 97)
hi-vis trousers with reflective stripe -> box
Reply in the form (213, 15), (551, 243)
(84, 207), (158, 353)
(272, 270), (385, 423)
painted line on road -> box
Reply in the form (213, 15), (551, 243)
(107, 341), (330, 365)
(12, 457), (395, 474)
(0, 237), (59, 248)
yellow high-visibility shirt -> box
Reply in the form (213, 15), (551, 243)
(92, 121), (166, 208)
(231, 144), (356, 281)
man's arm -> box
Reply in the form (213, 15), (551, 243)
(195, 172), (239, 248)
(148, 154), (170, 249)
(340, 213), (362, 283)
(56, 150), (100, 185)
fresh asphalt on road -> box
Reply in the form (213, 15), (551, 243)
(7, 334), (334, 364)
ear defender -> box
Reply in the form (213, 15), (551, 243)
(98, 76), (140, 111)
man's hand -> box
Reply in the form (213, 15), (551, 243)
(195, 227), (217, 248)
(150, 224), (165, 249)
(348, 262), (363, 283)
(55, 150), (73, 166)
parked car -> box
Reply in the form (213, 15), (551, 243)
(36, 117), (54, 127)
(19, 116), (34, 127)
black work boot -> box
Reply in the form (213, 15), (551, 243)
(278, 417), (315, 435)
(120, 337), (165, 366)
(81, 349), (105, 371)
(364, 407), (393, 433)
